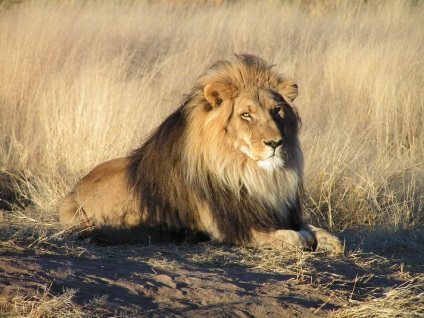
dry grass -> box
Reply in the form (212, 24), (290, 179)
(1, 0), (422, 231)
(1, 287), (84, 318)
(0, 0), (423, 317)
(334, 276), (424, 318)
(0, 284), (112, 318)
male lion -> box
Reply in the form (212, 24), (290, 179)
(59, 54), (342, 253)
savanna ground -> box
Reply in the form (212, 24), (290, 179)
(0, 0), (423, 317)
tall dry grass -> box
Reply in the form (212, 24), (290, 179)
(0, 0), (423, 232)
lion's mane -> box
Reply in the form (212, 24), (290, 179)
(126, 54), (303, 245)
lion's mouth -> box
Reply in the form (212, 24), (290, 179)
(238, 145), (285, 171)
(257, 155), (284, 172)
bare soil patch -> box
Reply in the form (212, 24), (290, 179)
(1, 226), (422, 317)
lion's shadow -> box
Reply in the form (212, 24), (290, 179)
(81, 224), (211, 246)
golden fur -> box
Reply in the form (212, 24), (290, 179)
(59, 54), (342, 252)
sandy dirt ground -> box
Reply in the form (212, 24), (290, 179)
(1, 236), (420, 317)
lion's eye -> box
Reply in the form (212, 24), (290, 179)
(241, 112), (252, 120)
(273, 107), (282, 118)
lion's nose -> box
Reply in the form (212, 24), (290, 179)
(263, 139), (283, 149)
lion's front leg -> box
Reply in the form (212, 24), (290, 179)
(250, 229), (316, 251)
(302, 224), (344, 254)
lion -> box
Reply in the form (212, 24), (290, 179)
(59, 54), (343, 253)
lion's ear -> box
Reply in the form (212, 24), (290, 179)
(204, 82), (234, 108)
(278, 80), (298, 102)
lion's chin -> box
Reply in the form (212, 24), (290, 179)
(257, 156), (284, 172)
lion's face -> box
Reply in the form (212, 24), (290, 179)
(228, 89), (287, 171)
(203, 82), (299, 172)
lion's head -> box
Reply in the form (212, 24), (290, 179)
(205, 81), (299, 171)
(182, 54), (302, 207)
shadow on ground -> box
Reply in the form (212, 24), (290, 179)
(1, 231), (418, 317)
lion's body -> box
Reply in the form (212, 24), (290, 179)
(59, 55), (342, 252)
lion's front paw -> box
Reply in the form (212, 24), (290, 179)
(252, 229), (316, 251)
(278, 229), (317, 251)
(296, 230), (316, 251)
(315, 232), (344, 253)
(304, 225), (344, 254)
